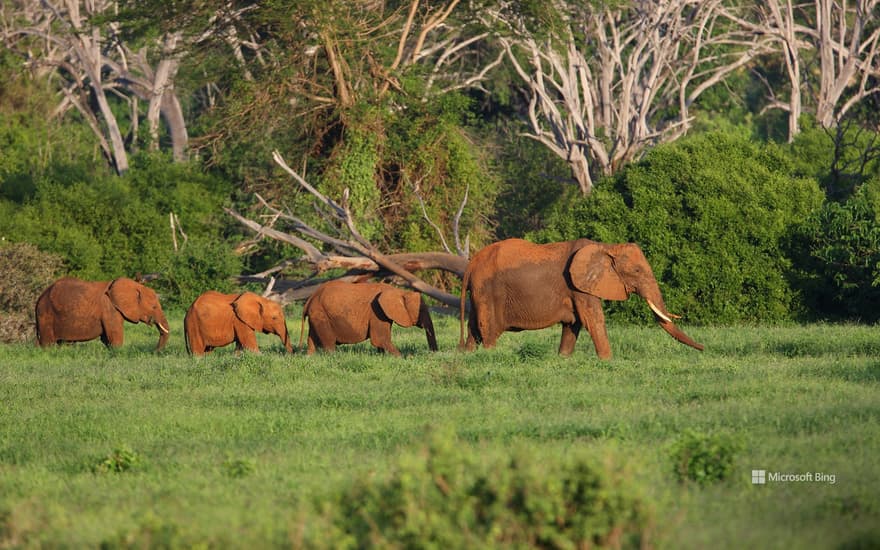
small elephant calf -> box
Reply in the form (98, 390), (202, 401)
(185, 291), (292, 355)
(300, 281), (438, 356)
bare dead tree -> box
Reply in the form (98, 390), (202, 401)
(380, 0), (505, 99)
(2, 1), (260, 170)
(726, 0), (880, 140)
(485, 0), (772, 195)
(225, 151), (468, 306)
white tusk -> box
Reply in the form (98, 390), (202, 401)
(157, 323), (170, 334)
(646, 300), (673, 323)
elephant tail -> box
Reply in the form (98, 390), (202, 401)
(183, 304), (196, 355)
(458, 265), (472, 350)
(183, 309), (193, 355)
(298, 293), (314, 350)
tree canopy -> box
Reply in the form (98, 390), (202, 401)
(2, 0), (880, 322)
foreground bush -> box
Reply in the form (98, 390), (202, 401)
(670, 430), (741, 485)
(302, 428), (651, 549)
(0, 242), (64, 342)
(534, 132), (824, 324)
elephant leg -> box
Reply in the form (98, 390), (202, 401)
(575, 296), (611, 359)
(236, 330), (260, 354)
(36, 320), (56, 347)
(559, 321), (582, 356)
(187, 331), (207, 356)
(307, 319), (335, 354)
(464, 308), (479, 351)
(369, 319), (401, 357)
(475, 301), (503, 349)
(101, 318), (125, 348)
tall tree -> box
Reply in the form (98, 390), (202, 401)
(726, 0), (880, 141)
(485, 0), (771, 195)
(0, 0), (259, 171)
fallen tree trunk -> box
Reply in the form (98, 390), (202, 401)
(225, 150), (470, 307)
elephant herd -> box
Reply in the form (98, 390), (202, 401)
(33, 238), (704, 359)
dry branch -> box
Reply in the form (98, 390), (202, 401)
(226, 151), (468, 307)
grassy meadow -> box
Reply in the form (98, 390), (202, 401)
(1, 309), (879, 548)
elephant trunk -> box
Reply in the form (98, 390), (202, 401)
(281, 323), (293, 353)
(656, 317), (704, 351)
(636, 278), (703, 352)
(154, 311), (170, 352)
(418, 302), (439, 352)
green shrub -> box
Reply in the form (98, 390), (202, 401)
(787, 179), (880, 321)
(154, 237), (242, 309)
(222, 457), (256, 479)
(0, 242), (65, 343)
(304, 427), (651, 548)
(533, 132), (824, 323)
(0, 153), (240, 309)
(101, 513), (189, 549)
(670, 430), (741, 485)
(94, 446), (140, 474)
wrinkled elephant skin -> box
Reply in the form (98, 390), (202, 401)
(184, 291), (292, 356)
(35, 277), (170, 351)
(459, 238), (703, 359)
(300, 281), (438, 356)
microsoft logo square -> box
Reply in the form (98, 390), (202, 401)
(752, 470), (766, 485)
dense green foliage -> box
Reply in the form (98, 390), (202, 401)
(534, 133), (825, 323)
(670, 430), (742, 485)
(0, 152), (240, 309)
(1, 317), (878, 548)
(789, 180), (880, 322)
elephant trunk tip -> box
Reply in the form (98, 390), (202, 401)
(659, 320), (704, 352)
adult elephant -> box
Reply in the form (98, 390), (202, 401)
(300, 281), (438, 356)
(184, 291), (292, 356)
(35, 277), (170, 350)
(459, 238), (703, 359)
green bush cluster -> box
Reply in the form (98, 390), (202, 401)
(303, 428), (650, 549)
(534, 132), (824, 323)
(670, 430), (741, 485)
(0, 153), (241, 309)
(788, 179), (880, 321)
(93, 445), (141, 474)
(0, 242), (65, 342)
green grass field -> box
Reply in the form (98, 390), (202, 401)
(1, 311), (878, 548)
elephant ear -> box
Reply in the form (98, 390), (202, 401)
(107, 278), (143, 322)
(232, 292), (264, 331)
(568, 245), (628, 301)
(377, 290), (416, 327)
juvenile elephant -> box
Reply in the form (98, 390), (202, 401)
(300, 281), (438, 356)
(459, 238), (703, 359)
(184, 291), (292, 356)
(35, 277), (170, 350)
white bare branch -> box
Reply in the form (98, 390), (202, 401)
(226, 151), (469, 307)
(486, 0), (772, 194)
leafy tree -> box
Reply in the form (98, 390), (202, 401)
(788, 179), (880, 321)
(533, 132), (824, 323)
(0, 153), (240, 308)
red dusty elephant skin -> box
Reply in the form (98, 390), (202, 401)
(300, 281), (438, 356)
(35, 277), (170, 350)
(184, 291), (292, 356)
(458, 238), (703, 359)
